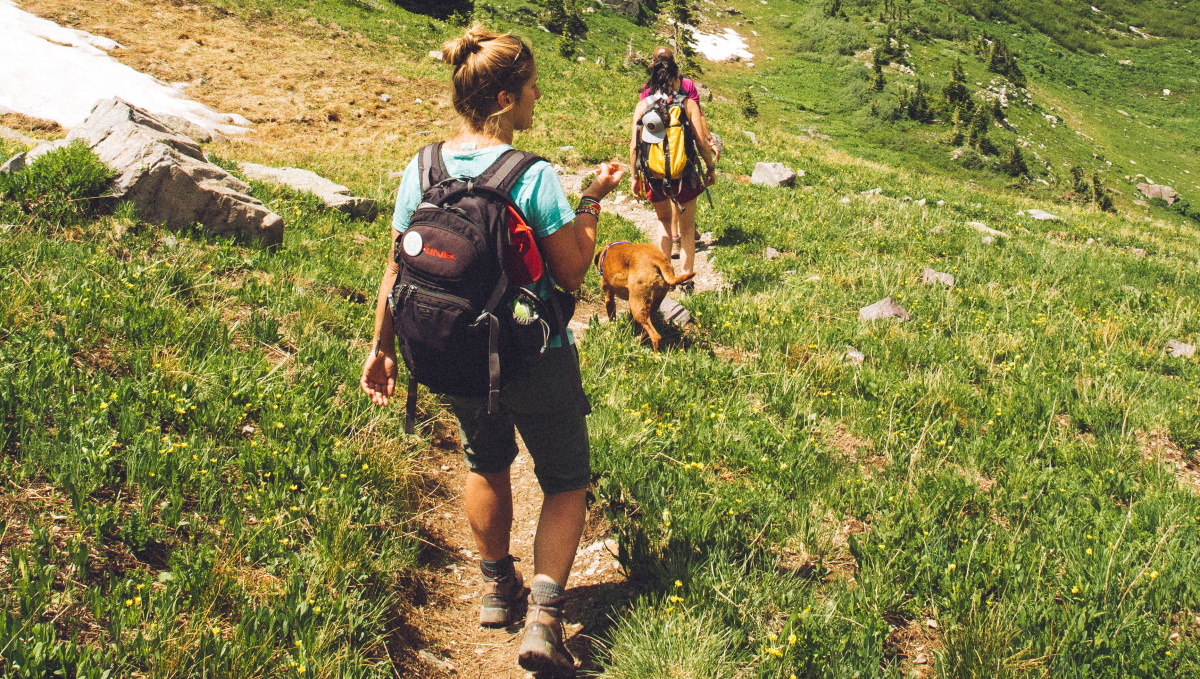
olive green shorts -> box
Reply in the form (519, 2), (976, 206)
(446, 345), (591, 496)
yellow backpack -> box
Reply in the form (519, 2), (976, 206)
(638, 93), (695, 181)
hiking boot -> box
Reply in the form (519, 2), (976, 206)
(518, 595), (576, 677)
(679, 280), (695, 295)
(670, 238), (681, 259)
(479, 558), (525, 628)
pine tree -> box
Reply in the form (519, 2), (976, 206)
(967, 100), (993, 153)
(947, 101), (970, 146)
(1071, 166), (1088, 195)
(943, 59), (970, 109)
(668, 0), (696, 60)
(1091, 172), (1114, 211)
(873, 59), (886, 92)
(907, 80), (933, 123)
(1002, 143), (1030, 177)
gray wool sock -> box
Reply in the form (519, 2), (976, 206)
(530, 579), (565, 606)
(480, 555), (516, 582)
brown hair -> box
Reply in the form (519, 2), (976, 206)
(441, 24), (535, 133)
(644, 48), (680, 97)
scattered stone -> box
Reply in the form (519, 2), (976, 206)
(928, 225), (944, 234)
(1137, 182), (1178, 204)
(1130, 248), (1147, 258)
(914, 654), (929, 665)
(1163, 89), (1172, 96)
(922, 267), (955, 287)
(743, 130), (758, 145)
(695, 82), (714, 102)
(379, 93), (391, 103)
(43, 98), (283, 245)
(699, 231), (714, 243)
(1134, 199), (1149, 207)
(240, 163), (379, 221)
(1026, 208), (1061, 221)
(1121, 285), (1141, 296)
(710, 132), (724, 158)
(1117, 109), (1130, 116)
(0, 151), (25, 174)
(936, 200), (945, 206)
(926, 619), (938, 629)
(558, 145), (574, 151)
(161, 235), (178, 247)
(845, 349), (865, 366)
(750, 162), (796, 187)
(659, 297), (691, 327)
(427, 50), (442, 61)
(1166, 340), (1195, 358)
(156, 113), (214, 143)
(1118, 60), (1133, 66)
(839, 196), (851, 203)
(804, 275), (820, 282)
(1086, 238), (1095, 245)
(765, 246), (781, 260)
(859, 296), (910, 322)
(966, 221), (1010, 237)
(981, 236), (996, 245)
(914, 198), (926, 206)
(861, 187), (883, 195)
(418, 650), (455, 673)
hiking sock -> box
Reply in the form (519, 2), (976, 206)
(530, 579), (565, 606)
(481, 555), (517, 583)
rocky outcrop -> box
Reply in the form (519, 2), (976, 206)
(1137, 183), (1178, 205)
(240, 163), (378, 221)
(30, 98), (283, 245)
(751, 162), (798, 187)
(860, 297), (910, 322)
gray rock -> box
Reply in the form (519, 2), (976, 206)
(1130, 247), (1147, 258)
(859, 296), (910, 322)
(1121, 285), (1141, 296)
(861, 187), (883, 196)
(982, 236), (996, 245)
(1137, 182), (1177, 204)
(845, 349), (865, 366)
(1118, 59), (1133, 66)
(922, 267), (955, 287)
(914, 198), (926, 206)
(695, 81), (713, 102)
(936, 200), (945, 206)
(0, 125), (34, 146)
(1166, 340), (1196, 358)
(64, 98), (283, 246)
(928, 225), (944, 234)
(659, 297), (691, 327)
(750, 162), (796, 187)
(0, 151), (25, 174)
(156, 113), (214, 144)
(1026, 208), (1061, 221)
(24, 139), (72, 164)
(242, 162), (379, 221)
(743, 130), (759, 145)
(966, 221), (1010, 237)
(764, 247), (780, 260)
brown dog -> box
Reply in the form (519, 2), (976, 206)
(594, 242), (696, 351)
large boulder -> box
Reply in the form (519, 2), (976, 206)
(750, 162), (798, 187)
(1137, 182), (1178, 205)
(240, 163), (378, 221)
(33, 98), (283, 245)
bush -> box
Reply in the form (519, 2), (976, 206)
(738, 88), (759, 119)
(0, 141), (113, 230)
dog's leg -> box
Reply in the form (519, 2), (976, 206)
(629, 295), (662, 351)
(604, 285), (616, 322)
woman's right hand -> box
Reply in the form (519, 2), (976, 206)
(583, 161), (625, 201)
(361, 348), (398, 406)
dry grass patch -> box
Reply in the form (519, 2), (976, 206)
(1138, 429), (1200, 492)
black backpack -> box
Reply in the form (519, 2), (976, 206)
(390, 142), (571, 433)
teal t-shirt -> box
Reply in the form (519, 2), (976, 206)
(391, 144), (577, 346)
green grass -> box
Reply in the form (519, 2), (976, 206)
(3, 0), (1200, 676)
(1, 149), (423, 677)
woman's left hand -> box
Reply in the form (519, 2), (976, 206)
(705, 167), (717, 187)
(583, 161), (625, 201)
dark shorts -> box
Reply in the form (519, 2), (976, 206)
(446, 345), (591, 495)
(647, 175), (706, 205)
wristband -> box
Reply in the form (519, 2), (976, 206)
(575, 204), (600, 218)
(579, 196), (601, 208)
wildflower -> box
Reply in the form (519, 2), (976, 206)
(947, 564), (957, 571)
(674, 580), (683, 588)
(1150, 571), (1159, 579)
(669, 596), (683, 603)
(1086, 548), (1093, 555)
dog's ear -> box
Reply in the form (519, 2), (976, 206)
(593, 249), (603, 267)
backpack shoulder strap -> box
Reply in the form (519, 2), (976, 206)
(418, 142), (449, 192)
(475, 149), (546, 195)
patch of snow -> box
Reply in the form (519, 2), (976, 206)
(0, 0), (248, 134)
(683, 25), (753, 62)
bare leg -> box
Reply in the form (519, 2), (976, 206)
(653, 198), (675, 258)
(464, 469), (513, 562)
(677, 199), (697, 275)
(531, 488), (587, 587)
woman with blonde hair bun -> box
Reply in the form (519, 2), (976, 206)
(361, 23), (623, 677)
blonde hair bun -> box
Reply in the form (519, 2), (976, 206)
(442, 24), (499, 67)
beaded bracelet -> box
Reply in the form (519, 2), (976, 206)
(575, 204), (600, 218)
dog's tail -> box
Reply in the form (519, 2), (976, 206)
(655, 261), (697, 288)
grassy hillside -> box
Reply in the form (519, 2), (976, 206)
(2, 0), (1199, 676)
